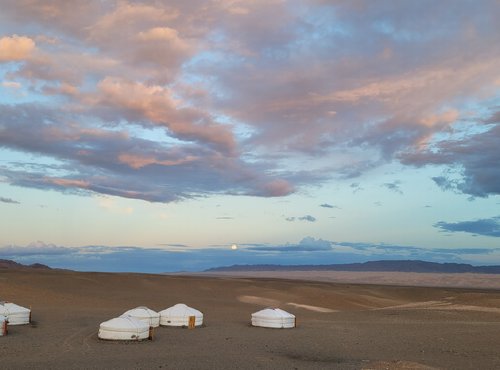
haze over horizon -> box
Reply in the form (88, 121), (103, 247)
(1, 1), (499, 272)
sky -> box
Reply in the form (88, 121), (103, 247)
(0, 0), (499, 272)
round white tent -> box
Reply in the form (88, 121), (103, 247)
(251, 308), (296, 329)
(1, 315), (7, 336)
(121, 306), (160, 328)
(0, 302), (31, 325)
(159, 303), (203, 327)
(98, 316), (150, 341)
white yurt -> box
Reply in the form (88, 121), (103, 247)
(98, 316), (150, 341)
(0, 302), (31, 325)
(121, 306), (160, 328)
(159, 303), (203, 328)
(251, 308), (296, 329)
(1, 315), (7, 336)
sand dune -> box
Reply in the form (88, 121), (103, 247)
(1, 269), (500, 369)
(376, 300), (500, 314)
(285, 302), (337, 313)
(238, 295), (280, 307)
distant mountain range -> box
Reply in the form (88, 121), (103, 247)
(205, 260), (500, 274)
(0, 259), (51, 270)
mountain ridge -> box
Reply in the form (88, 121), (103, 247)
(0, 259), (51, 270)
(204, 260), (500, 274)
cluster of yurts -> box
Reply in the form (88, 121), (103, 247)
(99, 304), (296, 341)
(0, 301), (296, 340)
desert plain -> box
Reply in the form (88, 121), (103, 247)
(2, 268), (500, 369)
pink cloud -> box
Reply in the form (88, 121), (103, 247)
(117, 153), (198, 169)
(2, 81), (22, 89)
(94, 77), (237, 154)
(48, 178), (90, 188)
(0, 35), (35, 62)
(89, 2), (179, 38)
(256, 179), (295, 197)
(137, 27), (184, 42)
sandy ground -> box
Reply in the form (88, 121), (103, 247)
(1, 269), (500, 369)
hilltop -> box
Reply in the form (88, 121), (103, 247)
(0, 259), (51, 270)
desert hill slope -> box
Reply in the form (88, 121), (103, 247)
(0, 259), (51, 270)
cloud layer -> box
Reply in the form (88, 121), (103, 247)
(434, 216), (500, 237)
(0, 1), (499, 202)
(2, 237), (499, 272)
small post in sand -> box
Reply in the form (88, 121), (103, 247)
(148, 326), (154, 340)
(188, 315), (196, 329)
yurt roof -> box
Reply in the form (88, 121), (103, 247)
(160, 303), (202, 316)
(0, 302), (30, 315)
(122, 306), (159, 318)
(252, 308), (295, 319)
(100, 316), (149, 332)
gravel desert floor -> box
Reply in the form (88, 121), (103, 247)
(1, 269), (500, 369)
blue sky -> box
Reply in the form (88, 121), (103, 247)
(0, 0), (499, 272)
